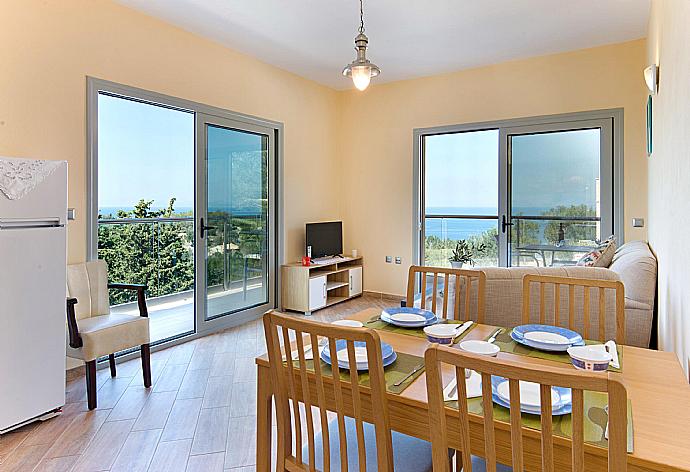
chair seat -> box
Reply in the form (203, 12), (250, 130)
(467, 455), (513, 471)
(305, 417), (433, 472)
(66, 314), (149, 362)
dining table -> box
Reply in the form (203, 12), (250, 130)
(255, 307), (690, 471)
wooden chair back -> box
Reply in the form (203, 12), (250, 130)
(522, 274), (626, 344)
(406, 266), (486, 322)
(262, 310), (394, 472)
(425, 345), (628, 472)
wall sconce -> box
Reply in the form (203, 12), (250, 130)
(644, 65), (658, 95)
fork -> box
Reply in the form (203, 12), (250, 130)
(393, 364), (425, 387)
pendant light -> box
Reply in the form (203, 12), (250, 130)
(342, 0), (380, 91)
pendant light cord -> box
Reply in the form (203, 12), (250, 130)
(359, 0), (365, 33)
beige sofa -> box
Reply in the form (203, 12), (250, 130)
(477, 241), (657, 347)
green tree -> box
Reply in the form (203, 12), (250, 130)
(543, 204), (597, 244)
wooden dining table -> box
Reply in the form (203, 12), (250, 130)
(255, 307), (690, 471)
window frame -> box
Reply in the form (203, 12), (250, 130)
(85, 77), (285, 345)
(412, 109), (624, 267)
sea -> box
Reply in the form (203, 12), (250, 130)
(425, 206), (549, 240)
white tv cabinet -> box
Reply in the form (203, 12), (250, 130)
(281, 257), (363, 315)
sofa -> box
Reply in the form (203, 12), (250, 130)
(476, 241), (657, 347)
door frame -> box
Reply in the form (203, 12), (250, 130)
(86, 77), (285, 343)
(412, 108), (624, 268)
(195, 114), (277, 335)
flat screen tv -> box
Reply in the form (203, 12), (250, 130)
(306, 221), (343, 259)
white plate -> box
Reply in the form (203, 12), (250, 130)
(336, 346), (368, 365)
(523, 331), (570, 345)
(459, 340), (500, 357)
(331, 319), (364, 328)
(389, 312), (426, 323)
(496, 380), (559, 409)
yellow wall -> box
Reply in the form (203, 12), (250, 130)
(338, 40), (649, 296)
(0, 0), (341, 264)
(646, 0), (690, 370)
(1, 1), (651, 304)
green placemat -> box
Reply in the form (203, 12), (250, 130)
(290, 351), (425, 394)
(446, 391), (633, 453)
(364, 316), (478, 344)
(490, 330), (623, 372)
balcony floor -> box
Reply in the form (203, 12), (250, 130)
(111, 280), (266, 343)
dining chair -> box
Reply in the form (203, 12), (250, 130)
(263, 310), (434, 471)
(522, 274), (626, 344)
(425, 344), (628, 472)
(406, 266), (486, 323)
(66, 260), (151, 410)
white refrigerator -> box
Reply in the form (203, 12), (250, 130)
(0, 158), (67, 433)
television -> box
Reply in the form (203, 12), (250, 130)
(306, 221), (343, 259)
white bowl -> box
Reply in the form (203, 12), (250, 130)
(459, 340), (500, 357)
(331, 319), (364, 328)
(423, 324), (459, 344)
(567, 345), (611, 371)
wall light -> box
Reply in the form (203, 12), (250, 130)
(644, 65), (658, 95)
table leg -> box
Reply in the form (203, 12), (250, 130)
(256, 364), (273, 472)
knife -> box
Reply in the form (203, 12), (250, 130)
(394, 364), (425, 387)
(453, 320), (474, 339)
(605, 340), (620, 369)
(443, 377), (458, 401)
(487, 328), (502, 343)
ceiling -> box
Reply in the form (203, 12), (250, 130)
(114, 0), (651, 90)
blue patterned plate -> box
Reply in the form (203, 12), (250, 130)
(491, 376), (572, 416)
(320, 340), (396, 371)
(511, 329), (585, 352)
(381, 307), (437, 328)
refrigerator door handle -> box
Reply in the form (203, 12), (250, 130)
(0, 218), (63, 230)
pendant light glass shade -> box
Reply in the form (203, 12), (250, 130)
(342, 1), (380, 91)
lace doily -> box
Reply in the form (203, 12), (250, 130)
(0, 156), (63, 200)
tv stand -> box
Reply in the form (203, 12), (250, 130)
(281, 256), (363, 315)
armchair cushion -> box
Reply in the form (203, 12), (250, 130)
(66, 260), (110, 319)
(66, 314), (149, 362)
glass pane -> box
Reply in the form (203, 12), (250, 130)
(424, 217), (499, 267)
(97, 93), (195, 344)
(206, 125), (269, 320)
(510, 129), (601, 267)
(424, 130), (499, 267)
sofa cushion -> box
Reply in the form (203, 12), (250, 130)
(609, 241), (657, 311)
(576, 235), (617, 267)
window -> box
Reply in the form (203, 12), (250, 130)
(87, 78), (282, 348)
(414, 110), (622, 268)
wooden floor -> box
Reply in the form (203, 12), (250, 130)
(0, 294), (395, 472)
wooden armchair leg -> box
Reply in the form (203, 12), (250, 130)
(141, 344), (152, 388)
(85, 360), (97, 410)
(108, 354), (116, 377)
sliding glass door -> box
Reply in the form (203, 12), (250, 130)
(417, 112), (618, 268)
(505, 121), (613, 267)
(195, 115), (275, 330)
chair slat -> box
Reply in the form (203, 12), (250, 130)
(455, 367), (472, 472)
(481, 373), (496, 472)
(464, 276), (471, 321)
(539, 282), (545, 324)
(420, 274), (427, 310)
(282, 326), (303, 463)
(432, 273), (438, 314)
(328, 337), (349, 472)
(583, 287), (591, 340)
(508, 379), (524, 470)
(540, 384), (554, 472)
(455, 274), (461, 320)
(554, 284), (561, 326)
(295, 333), (316, 471)
(569, 284), (576, 331)
(310, 333), (330, 472)
(443, 273), (450, 318)
(599, 287), (606, 341)
(347, 340), (367, 472)
(572, 388), (585, 472)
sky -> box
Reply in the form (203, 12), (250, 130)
(98, 94), (194, 209)
(425, 128), (600, 213)
(98, 93), (599, 215)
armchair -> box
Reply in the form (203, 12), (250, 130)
(66, 260), (151, 410)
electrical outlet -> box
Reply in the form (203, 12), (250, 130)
(385, 256), (392, 263)
(395, 256), (402, 264)
(632, 218), (645, 228)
